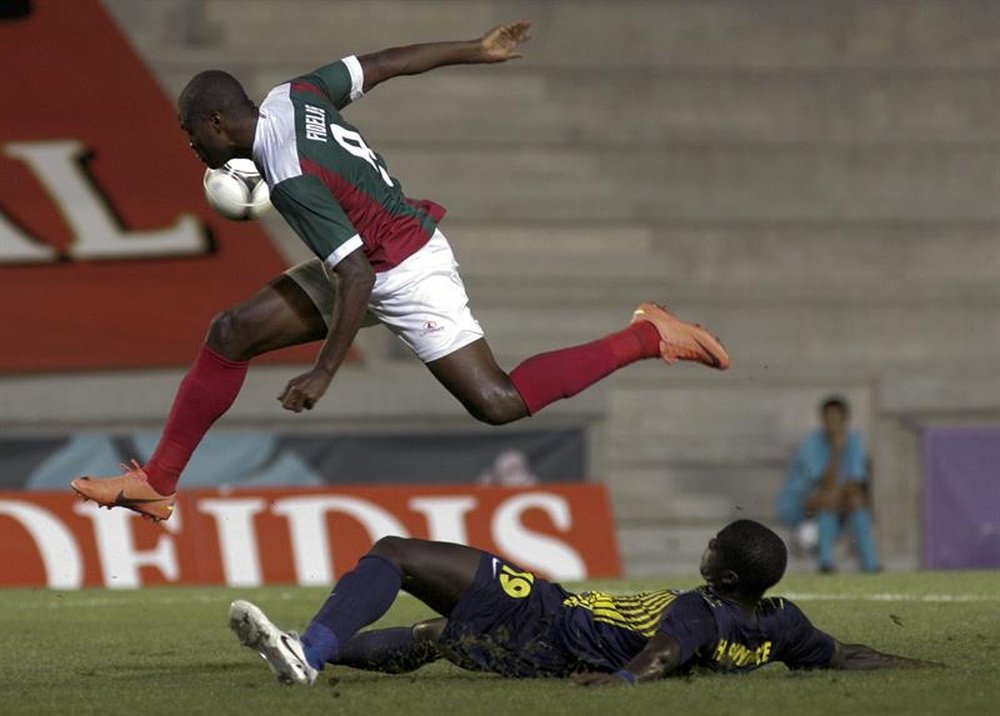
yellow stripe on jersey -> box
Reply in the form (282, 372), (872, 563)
(562, 590), (680, 636)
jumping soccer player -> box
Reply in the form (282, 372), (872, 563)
(228, 520), (935, 686)
(70, 21), (729, 521)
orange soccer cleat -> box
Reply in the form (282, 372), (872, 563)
(70, 460), (176, 522)
(631, 302), (731, 370)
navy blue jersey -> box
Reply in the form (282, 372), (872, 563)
(557, 589), (680, 670)
(440, 555), (834, 678)
(657, 587), (836, 672)
(439, 554), (579, 677)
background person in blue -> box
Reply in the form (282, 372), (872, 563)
(227, 520), (928, 687)
(776, 395), (881, 573)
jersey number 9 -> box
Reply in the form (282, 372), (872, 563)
(330, 124), (394, 187)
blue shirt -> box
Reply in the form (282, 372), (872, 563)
(441, 558), (836, 677)
(657, 587), (836, 672)
(557, 586), (834, 674)
(776, 430), (867, 521)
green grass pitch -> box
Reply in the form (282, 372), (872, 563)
(2, 571), (998, 715)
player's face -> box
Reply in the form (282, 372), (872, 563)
(700, 538), (723, 583)
(822, 406), (848, 437)
(180, 117), (229, 169)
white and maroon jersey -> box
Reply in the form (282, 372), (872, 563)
(252, 56), (446, 272)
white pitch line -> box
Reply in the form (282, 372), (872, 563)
(3, 590), (305, 611)
(783, 592), (1000, 603)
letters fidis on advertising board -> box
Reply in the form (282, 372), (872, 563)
(0, 484), (621, 588)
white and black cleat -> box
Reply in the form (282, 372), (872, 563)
(228, 600), (318, 686)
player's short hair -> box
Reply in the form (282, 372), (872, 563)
(178, 70), (253, 124)
(715, 520), (787, 597)
(820, 394), (850, 416)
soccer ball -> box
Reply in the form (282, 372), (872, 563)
(203, 158), (271, 221)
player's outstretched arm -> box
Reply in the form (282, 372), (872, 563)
(357, 20), (531, 93)
(279, 250), (375, 413)
(830, 640), (944, 670)
(573, 633), (683, 687)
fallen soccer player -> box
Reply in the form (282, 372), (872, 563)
(228, 519), (938, 686)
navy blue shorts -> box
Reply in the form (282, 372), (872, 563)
(437, 552), (580, 678)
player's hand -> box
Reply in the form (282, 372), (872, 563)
(479, 20), (531, 62)
(279, 367), (334, 413)
(806, 486), (840, 512)
(571, 672), (631, 687)
(908, 658), (947, 669)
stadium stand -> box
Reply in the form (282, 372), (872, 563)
(5, 0), (1000, 574)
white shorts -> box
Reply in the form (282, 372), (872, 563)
(284, 229), (484, 363)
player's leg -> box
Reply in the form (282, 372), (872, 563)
(230, 538), (483, 685)
(70, 272), (328, 519)
(427, 321), (660, 425)
(842, 482), (881, 572)
(205, 272), (328, 361)
(427, 302), (727, 425)
(332, 619), (445, 673)
(379, 231), (729, 425)
(499, 301), (730, 418)
(141, 273), (328, 488)
(427, 331), (663, 425)
(425, 338), (528, 424)
(815, 487), (844, 573)
(334, 617), (489, 675)
(299, 537), (482, 667)
(815, 510), (840, 573)
(370, 536), (484, 613)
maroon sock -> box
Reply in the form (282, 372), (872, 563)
(509, 321), (661, 415)
(143, 344), (249, 495)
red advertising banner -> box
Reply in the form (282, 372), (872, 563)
(0, 0), (322, 371)
(0, 484), (621, 589)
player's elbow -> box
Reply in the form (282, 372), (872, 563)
(335, 253), (375, 290)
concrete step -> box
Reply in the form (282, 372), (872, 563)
(618, 523), (866, 577)
(532, 71), (1000, 145)
(445, 221), (1000, 286)
(147, 62), (1000, 147)
(607, 467), (785, 523)
(448, 224), (656, 280)
(519, 0), (1000, 70)
(123, 0), (1000, 70)
(0, 358), (601, 431)
(264, 217), (1000, 309)
(463, 279), (1000, 313)
(376, 144), (1000, 222)
(265, 214), (1000, 318)
(474, 296), (1000, 372)
(604, 383), (873, 465)
(617, 524), (719, 577)
(349, 71), (1000, 147)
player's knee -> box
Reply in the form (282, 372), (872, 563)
(411, 618), (446, 643)
(464, 387), (526, 426)
(468, 404), (514, 426)
(207, 307), (257, 360)
(368, 535), (411, 568)
(843, 483), (869, 511)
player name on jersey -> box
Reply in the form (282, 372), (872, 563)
(0, 484), (620, 589)
(304, 104), (328, 142)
